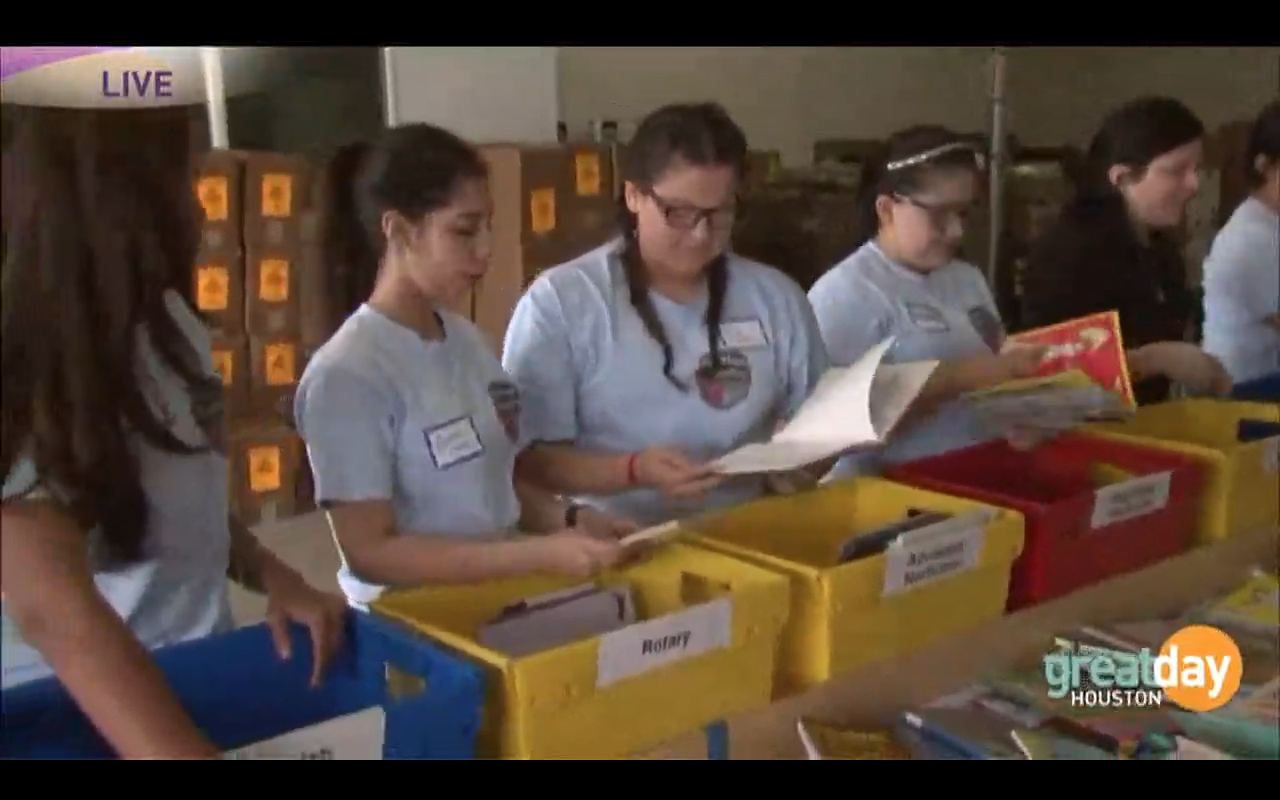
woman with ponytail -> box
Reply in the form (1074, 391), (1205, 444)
(501, 103), (831, 526)
(296, 124), (635, 610)
(808, 126), (1048, 478)
(1021, 96), (1230, 402)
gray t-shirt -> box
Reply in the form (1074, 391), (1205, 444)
(502, 241), (828, 526)
(1, 291), (233, 689)
(295, 305), (523, 606)
(809, 242), (1005, 477)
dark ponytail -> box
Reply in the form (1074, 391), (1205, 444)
(320, 141), (377, 320)
(847, 126), (985, 251)
(617, 102), (745, 391)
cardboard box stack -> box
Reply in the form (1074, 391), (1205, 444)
(733, 166), (864, 290)
(195, 150), (324, 525)
(473, 143), (618, 353)
(997, 147), (1079, 330)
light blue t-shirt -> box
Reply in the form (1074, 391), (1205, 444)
(1201, 196), (1280, 384)
(808, 242), (1003, 477)
(295, 305), (523, 605)
(1, 291), (233, 689)
(502, 241), (829, 526)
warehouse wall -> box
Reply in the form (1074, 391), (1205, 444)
(559, 46), (1279, 163)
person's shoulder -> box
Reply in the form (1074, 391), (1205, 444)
(299, 312), (392, 395)
(726, 253), (806, 299)
(522, 240), (621, 314)
(945, 258), (989, 286)
(808, 243), (883, 301)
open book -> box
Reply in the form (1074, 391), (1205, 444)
(711, 338), (937, 475)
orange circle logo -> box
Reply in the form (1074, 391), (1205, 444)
(1158, 625), (1243, 712)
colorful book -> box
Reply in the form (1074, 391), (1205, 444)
(900, 707), (1024, 760)
(796, 719), (911, 760)
(1195, 570), (1279, 634)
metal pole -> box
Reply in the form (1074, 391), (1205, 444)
(380, 47), (400, 126)
(986, 47), (1008, 288)
(199, 47), (229, 149)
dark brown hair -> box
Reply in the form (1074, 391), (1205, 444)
(319, 125), (487, 318)
(615, 102), (747, 389)
(850, 125), (985, 250)
(1, 106), (215, 565)
(1245, 100), (1280, 188)
(1073, 96), (1204, 208)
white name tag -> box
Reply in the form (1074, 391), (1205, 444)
(595, 598), (733, 688)
(719, 319), (768, 350)
(424, 416), (484, 470)
(1090, 470), (1172, 529)
(904, 303), (950, 333)
(881, 510), (991, 597)
(225, 708), (385, 760)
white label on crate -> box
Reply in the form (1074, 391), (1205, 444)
(1090, 470), (1172, 530)
(595, 598), (732, 689)
(224, 707), (385, 761)
(881, 510), (991, 597)
(1262, 437), (1280, 475)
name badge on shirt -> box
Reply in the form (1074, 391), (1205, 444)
(424, 416), (484, 470)
(719, 319), (768, 350)
(905, 302), (950, 333)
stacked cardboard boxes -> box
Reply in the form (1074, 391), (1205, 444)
(472, 143), (618, 353)
(733, 167), (864, 290)
(195, 151), (323, 526)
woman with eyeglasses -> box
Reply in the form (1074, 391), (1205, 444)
(501, 103), (831, 526)
(1021, 97), (1231, 402)
(807, 126), (1047, 478)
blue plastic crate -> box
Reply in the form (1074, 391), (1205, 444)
(1232, 372), (1280, 403)
(1, 612), (484, 760)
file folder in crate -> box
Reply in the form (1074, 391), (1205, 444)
(370, 543), (789, 760)
(0, 615), (484, 759)
(1086, 399), (1280, 543)
(885, 433), (1205, 611)
(687, 478), (1024, 694)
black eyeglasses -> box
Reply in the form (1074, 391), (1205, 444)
(894, 194), (977, 232)
(644, 188), (738, 231)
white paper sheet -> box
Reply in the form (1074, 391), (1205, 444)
(710, 338), (937, 475)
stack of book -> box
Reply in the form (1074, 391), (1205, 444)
(800, 570), (1278, 760)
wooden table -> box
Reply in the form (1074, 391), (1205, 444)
(637, 525), (1280, 760)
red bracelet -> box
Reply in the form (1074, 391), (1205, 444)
(625, 452), (640, 486)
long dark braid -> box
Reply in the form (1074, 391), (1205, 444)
(616, 102), (744, 391)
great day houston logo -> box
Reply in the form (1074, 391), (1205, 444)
(0, 47), (230, 108)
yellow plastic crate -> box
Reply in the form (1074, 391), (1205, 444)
(686, 477), (1025, 695)
(371, 543), (789, 759)
(1085, 399), (1280, 544)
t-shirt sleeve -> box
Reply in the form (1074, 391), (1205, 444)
(2, 456), (52, 503)
(501, 280), (579, 443)
(808, 270), (892, 367)
(294, 365), (398, 504)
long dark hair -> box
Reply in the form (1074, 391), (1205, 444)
(616, 102), (747, 389)
(1244, 100), (1280, 189)
(1, 106), (214, 565)
(1071, 96), (1204, 214)
(319, 126), (487, 318)
(850, 125), (985, 251)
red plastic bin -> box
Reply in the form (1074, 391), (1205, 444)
(884, 433), (1205, 611)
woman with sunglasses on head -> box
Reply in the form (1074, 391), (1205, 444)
(1021, 97), (1231, 402)
(807, 127), (1048, 478)
(501, 103), (831, 526)
(1201, 100), (1280, 385)
(295, 125), (635, 611)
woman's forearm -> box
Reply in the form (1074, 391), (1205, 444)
(347, 534), (549, 588)
(519, 444), (633, 495)
(226, 514), (299, 595)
